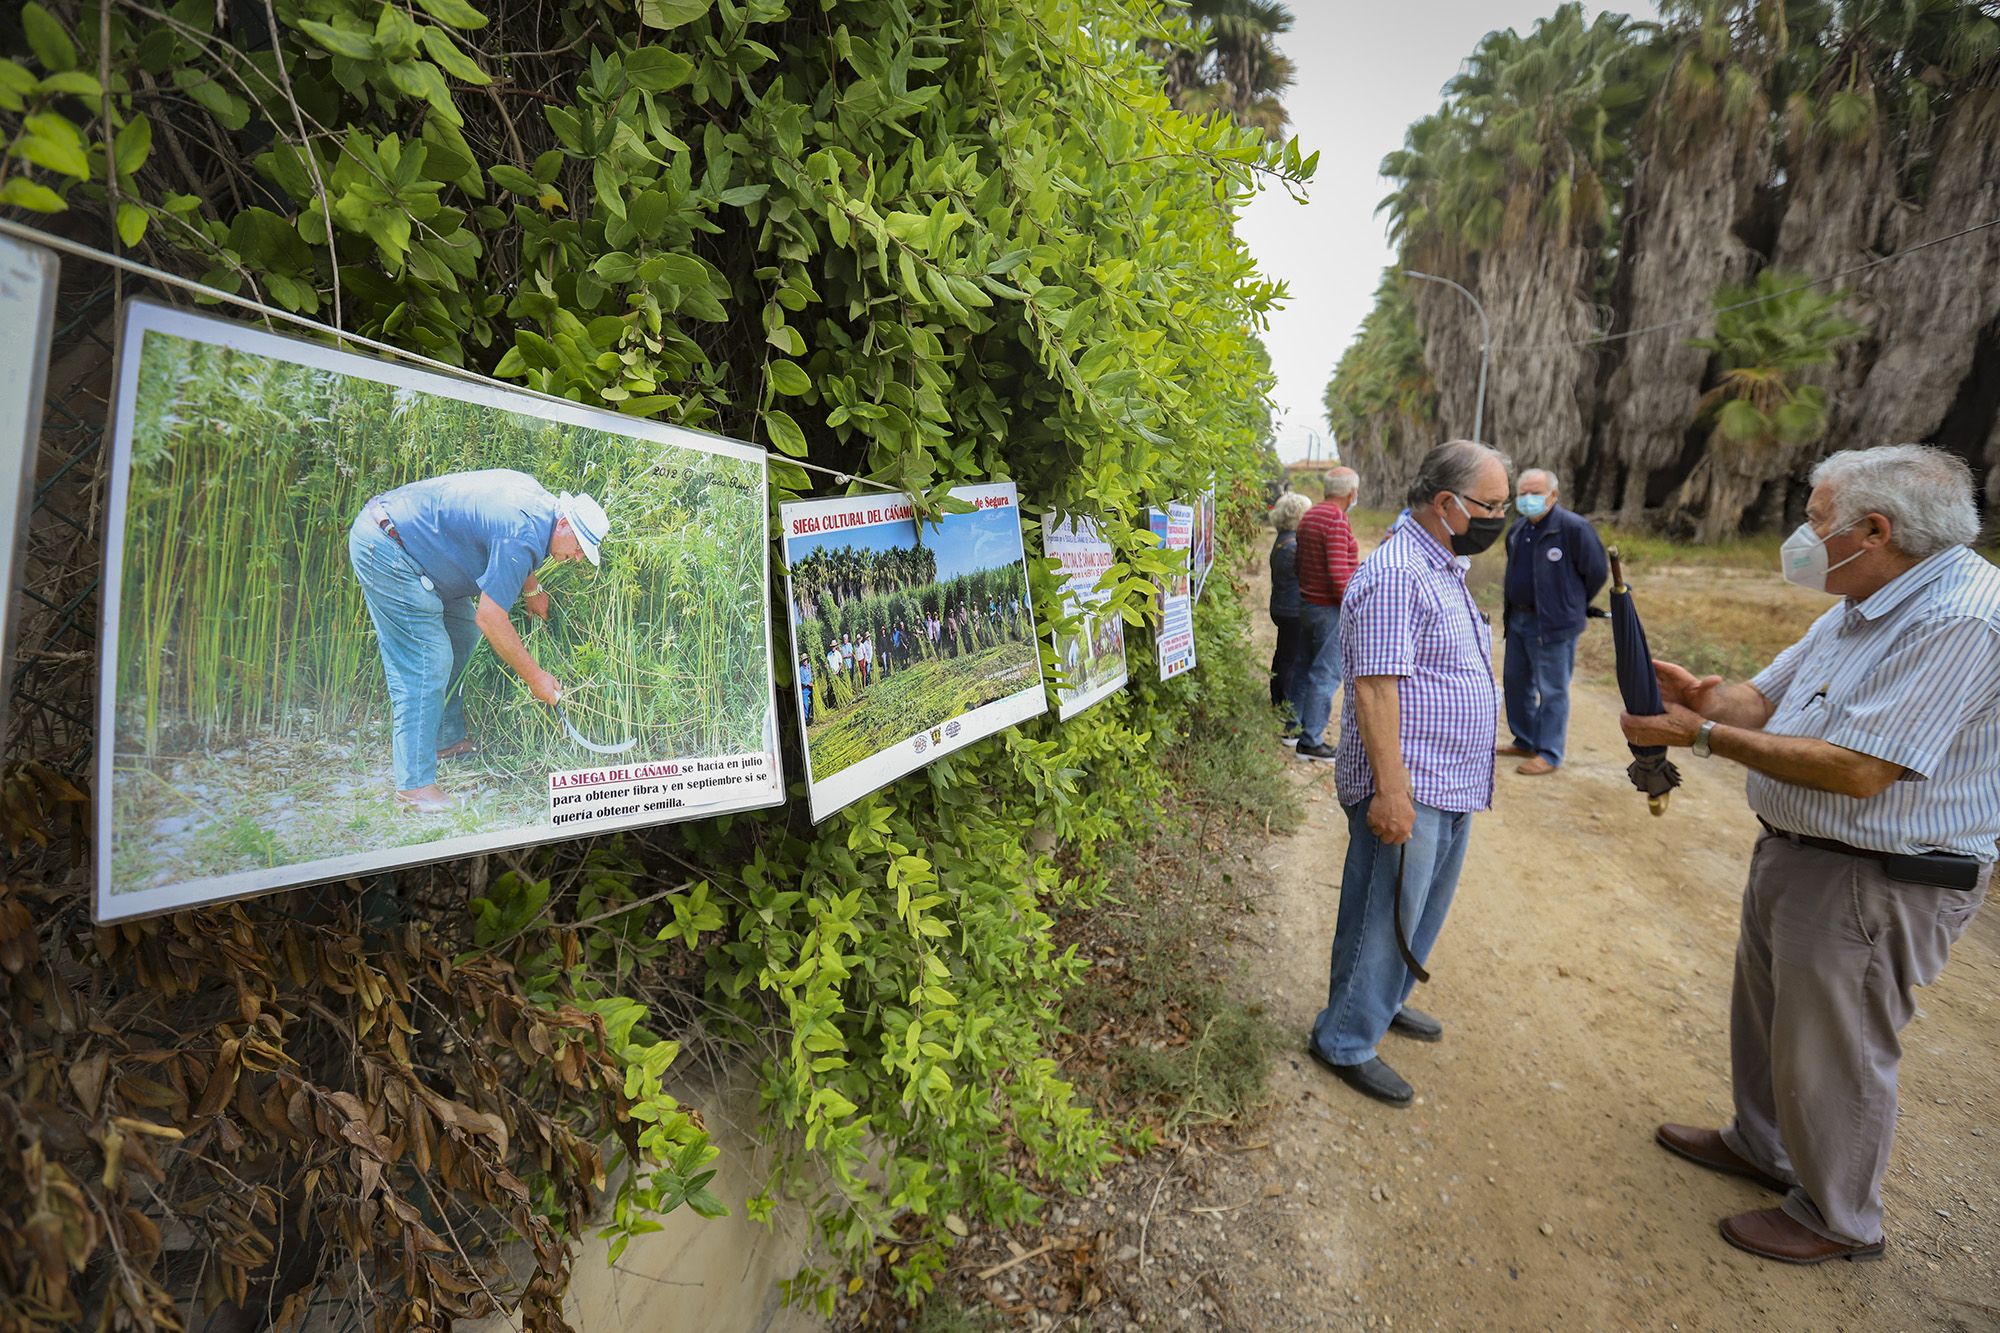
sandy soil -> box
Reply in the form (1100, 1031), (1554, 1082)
(1196, 545), (2000, 1331)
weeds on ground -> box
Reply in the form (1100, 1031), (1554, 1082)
(905, 1293), (1007, 1333)
(1053, 627), (1297, 1135)
(1596, 524), (1785, 571)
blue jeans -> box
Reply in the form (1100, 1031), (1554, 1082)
(1289, 601), (1341, 747)
(1503, 611), (1581, 766)
(1310, 796), (1474, 1065)
(348, 514), (478, 791)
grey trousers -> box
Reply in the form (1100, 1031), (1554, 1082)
(1720, 833), (1989, 1245)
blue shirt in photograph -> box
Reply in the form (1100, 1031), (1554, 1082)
(376, 469), (557, 606)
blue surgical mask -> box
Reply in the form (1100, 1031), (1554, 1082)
(1517, 493), (1549, 518)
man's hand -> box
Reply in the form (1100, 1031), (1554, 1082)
(522, 587), (550, 621)
(1621, 701), (1705, 749)
(1653, 659), (1723, 713)
(529, 670), (561, 706)
(1368, 790), (1416, 845)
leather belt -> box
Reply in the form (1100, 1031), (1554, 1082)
(1757, 819), (1982, 892)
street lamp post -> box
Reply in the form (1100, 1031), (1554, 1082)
(1403, 269), (1490, 446)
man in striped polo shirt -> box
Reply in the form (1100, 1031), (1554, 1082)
(1289, 467), (1362, 762)
(1625, 445), (1997, 1265)
(1307, 441), (1510, 1104)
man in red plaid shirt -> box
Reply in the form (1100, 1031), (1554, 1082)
(1289, 468), (1362, 762)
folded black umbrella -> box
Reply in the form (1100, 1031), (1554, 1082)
(1607, 548), (1681, 816)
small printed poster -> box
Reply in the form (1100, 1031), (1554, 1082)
(1044, 514), (1128, 720)
(782, 481), (1045, 821)
(97, 302), (783, 923)
(1190, 486), (1217, 603)
(1150, 503), (1197, 680)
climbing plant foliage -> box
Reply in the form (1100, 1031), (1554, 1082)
(0, 0), (1308, 1326)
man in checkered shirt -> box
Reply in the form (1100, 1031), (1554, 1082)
(1307, 440), (1511, 1105)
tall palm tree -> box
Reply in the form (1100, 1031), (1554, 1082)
(1148, 1), (1298, 141)
(1378, 4), (1661, 266)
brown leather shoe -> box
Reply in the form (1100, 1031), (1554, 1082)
(1654, 1124), (1789, 1194)
(1516, 757), (1558, 775)
(1719, 1208), (1884, 1264)
(1496, 743), (1533, 757)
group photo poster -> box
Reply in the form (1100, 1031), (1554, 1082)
(97, 301), (784, 923)
(1150, 503), (1197, 681)
(1044, 514), (1128, 721)
(0, 235), (58, 734)
(1190, 485), (1217, 603)
(782, 481), (1045, 821)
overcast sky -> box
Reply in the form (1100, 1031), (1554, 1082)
(1239, 1), (1656, 464)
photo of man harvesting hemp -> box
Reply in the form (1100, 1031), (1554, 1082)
(348, 470), (610, 814)
(98, 303), (780, 921)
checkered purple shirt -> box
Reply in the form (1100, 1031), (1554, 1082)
(1334, 521), (1499, 812)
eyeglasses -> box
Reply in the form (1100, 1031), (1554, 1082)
(1451, 492), (1509, 518)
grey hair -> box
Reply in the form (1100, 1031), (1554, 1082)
(1520, 467), (1559, 493)
(1810, 444), (1979, 558)
(1271, 491), (1312, 532)
(1323, 467), (1360, 500)
(1404, 440), (1512, 510)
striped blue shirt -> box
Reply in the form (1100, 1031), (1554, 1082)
(1748, 545), (2000, 863)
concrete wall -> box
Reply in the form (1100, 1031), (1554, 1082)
(472, 1069), (825, 1333)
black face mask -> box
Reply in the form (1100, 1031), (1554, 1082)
(1445, 494), (1505, 556)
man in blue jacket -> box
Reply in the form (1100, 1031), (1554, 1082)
(1499, 469), (1607, 775)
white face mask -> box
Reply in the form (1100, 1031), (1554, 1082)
(1780, 518), (1864, 592)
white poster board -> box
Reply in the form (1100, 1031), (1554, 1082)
(98, 302), (784, 922)
(1150, 503), (1197, 680)
(782, 482), (1045, 820)
(1045, 514), (1128, 720)
(0, 235), (59, 731)
(1190, 486), (1216, 603)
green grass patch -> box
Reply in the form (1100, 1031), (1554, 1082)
(1053, 610), (1295, 1132)
(1596, 523), (1785, 571)
(804, 641), (1038, 779)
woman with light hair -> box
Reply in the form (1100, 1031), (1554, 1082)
(1268, 490), (1313, 733)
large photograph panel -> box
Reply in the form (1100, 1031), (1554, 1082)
(782, 483), (1044, 820)
(0, 236), (58, 735)
(98, 303), (782, 921)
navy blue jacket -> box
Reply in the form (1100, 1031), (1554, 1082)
(1503, 505), (1608, 636)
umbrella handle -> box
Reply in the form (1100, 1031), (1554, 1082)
(1648, 793), (1669, 817)
(1608, 546), (1628, 595)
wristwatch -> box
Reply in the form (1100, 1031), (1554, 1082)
(1693, 720), (1717, 759)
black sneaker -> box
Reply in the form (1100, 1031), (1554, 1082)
(1295, 740), (1337, 763)
(1280, 727), (1302, 747)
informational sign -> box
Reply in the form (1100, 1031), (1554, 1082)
(1044, 514), (1128, 720)
(97, 302), (783, 922)
(1190, 486), (1217, 603)
(1150, 503), (1197, 680)
(782, 481), (1044, 821)
(0, 235), (58, 733)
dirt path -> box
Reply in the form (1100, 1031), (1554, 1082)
(1216, 554), (2000, 1331)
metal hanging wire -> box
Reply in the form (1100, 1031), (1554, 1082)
(0, 218), (901, 495)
